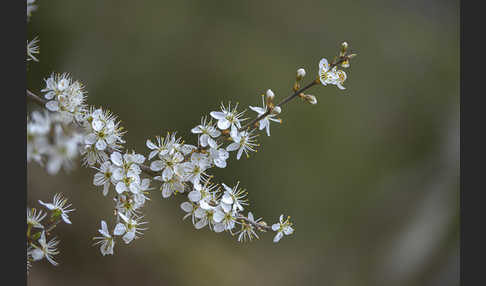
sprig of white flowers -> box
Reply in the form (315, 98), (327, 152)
(27, 193), (75, 272)
(27, 0), (357, 263)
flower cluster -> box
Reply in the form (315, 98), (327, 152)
(27, 0), (358, 262)
(317, 42), (356, 90)
(81, 107), (126, 166)
(27, 110), (84, 174)
(27, 193), (74, 272)
(41, 73), (87, 123)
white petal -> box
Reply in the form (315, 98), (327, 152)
(150, 160), (165, 171)
(188, 190), (202, 202)
(102, 183), (110, 196)
(93, 173), (106, 186)
(61, 213), (72, 224)
(84, 133), (98, 145)
(195, 219), (207, 229)
(210, 111), (226, 120)
(249, 106), (265, 114)
(45, 101), (59, 111)
(92, 119), (104, 132)
(236, 147), (244, 160)
(115, 182), (127, 194)
(226, 143), (240, 152)
(221, 202), (232, 213)
(112, 168), (124, 181)
(207, 137), (217, 149)
(217, 119), (231, 130)
(283, 226), (294, 235)
(272, 223), (280, 231)
(31, 249), (44, 261)
(191, 126), (203, 134)
(146, 139), (157, 150)
(96, 139), (107, 151)
(122, 231), (135, 244)
(113, 223), (126, 236)
(273, 231), (283, 243)
(319, 58), (329, 71)
(110, 152), (123, 166)
(148, 150), (159, 160)
(199, 134), (209, 147)
(213, 210), (224, 223)
(213, 223), (225, 233)
(162, 167), (173, 182)
(180, 202), (193, 212)
(221, 193), (233, 205)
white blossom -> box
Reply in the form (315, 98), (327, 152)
(210, 102), (247, 130)
(226, 126), (259, 160)
(150, 148), (184, 182)
(155, 172), (186, 198)
(110, 151), (145, 194)
(181, 152), (211, 185)
(27, 0), (37, 20)
(249, 95), (282, 136)
(194, 206), (216, 230)
(180, 201), (198, 224)
(45, 125), (81, 174)
(271, 214), (294, 243)
(220, 182), (248, 212)
(237, 212), (261, 242)
(208, 147), (229, 168)
(27, 111), (51, 165)
(27, 208), (46, 229)
(27, 37), (39, 62)
(93, 161), (115, 196)
(113, 213), (148, 244)
(213, 206), (237, 233)
(38, 193), (75, 224)
(30, 231), (60, 266)
(93, 220), (115, 256)
(188, 179), (218, 205)
(83, 107), (125, 153)
(318, 58), (347, 90)
(191, 116), (221, 148)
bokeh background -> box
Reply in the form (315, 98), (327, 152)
(26, 0), (459, 285)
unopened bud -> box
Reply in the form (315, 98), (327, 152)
(303, 94), (317, 105)
(296, 68), (306, 80)
(340, 41), (348, 57)
(272, 106), (282, 114)
(266, 89), (275, 101)
(341, 59), (350, 68)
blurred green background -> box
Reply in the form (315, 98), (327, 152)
(27, 0), (459, 285)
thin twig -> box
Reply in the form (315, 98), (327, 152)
(27, 89), (47, 106)
(236, 215), (272, 231)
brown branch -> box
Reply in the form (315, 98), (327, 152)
(236, 215), (272, 231)
(27, 89), (47, 106)
(238, 57), (346, 132)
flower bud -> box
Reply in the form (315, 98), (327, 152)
(340, 41), (348, 57)
(272, 106), (282, 114)
(341, 59), (350, 68)
(296, 68), (306, 80)
(303, 94), (317, 105)
(266, 89), (275, 101)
